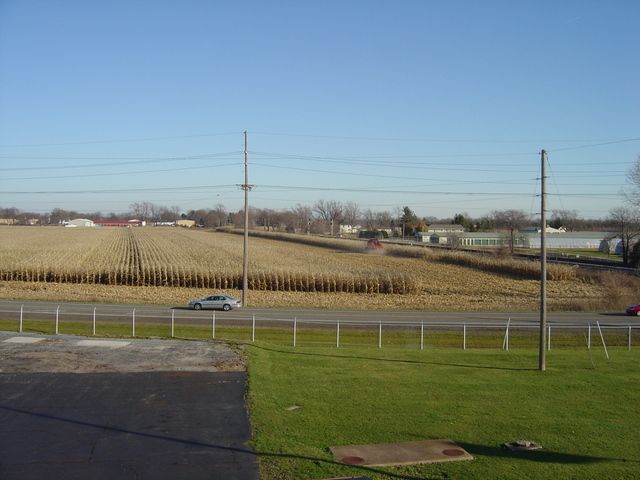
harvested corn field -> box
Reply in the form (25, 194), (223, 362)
(0, 227), (416, 293)
(0, 227), (613, 310)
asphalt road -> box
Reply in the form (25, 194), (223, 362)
(0, 300), (635, 328)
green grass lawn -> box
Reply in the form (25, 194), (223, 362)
(2, 319), (639, 479)
(247, 344), (640, 480)
(547, 249), (622, 261)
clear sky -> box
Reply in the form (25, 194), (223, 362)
(1, 0), (639, 220)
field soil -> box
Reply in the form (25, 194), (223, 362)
(0, 278), (608, 311)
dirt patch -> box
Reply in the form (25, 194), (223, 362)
(0, 333), (244, 373)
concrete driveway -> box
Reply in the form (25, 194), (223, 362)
(0, 333), (259, 480)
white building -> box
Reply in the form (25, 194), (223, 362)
(339, 224), (361, 234)
(65, 218), (95, 228)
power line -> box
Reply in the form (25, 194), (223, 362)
(252, 131), (634, 145)
(0, 152), (242, 171)
(1, 185), (238, 195)
(0, 132), (242, 148)
(251, 150), (538, 162)
(547, 136), (640, 152)
(2, 162), (242, 181)
(252, 162), (533, 185)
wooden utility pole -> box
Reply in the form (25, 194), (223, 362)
(539, 149), (547, 371)
(242, 131), (251, 307)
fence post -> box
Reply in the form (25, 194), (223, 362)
(252, 315), (256, 342)
(588, 324), (591, 349)
(293, 317), (297, 347)
(171, 310), (175, 338)
(420, 322), (424, 351)
(132, 308), (136, 337)
(502, 318), (511, 351)
(336, 321), (340, 348)
(547, 324), (551, 351)
(92, 307), (96, 336)
(378, 321), (382, 349)
(55, 305), (60, 334)
(463, 323), (466, 350)
(212, 312), (215, 339)
(596, 321), (609, 360)
(629, 325), (632, 351)
(19, 304), (23, 333)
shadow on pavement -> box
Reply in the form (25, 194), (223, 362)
(0, 405), (433, 480)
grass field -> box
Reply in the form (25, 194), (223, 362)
(248, 345), (640, 480)
(1, 226), (635, 311)
(547, 248), (623, 260)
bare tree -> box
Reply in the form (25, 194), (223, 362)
(149, 206), (179, 223)
(291, 204), (313, 233)
(313, 199), (343, 235)
(129, 202), (154, 221)
(342, 201), (360, 227)
(609, 206), (640, 266)
(362, 209), (376, 230)
(549, 209), (580, 231)
(626, 155), (640, 206)
(376, 211), (394, 230)
(209, 204), (228, 227)
(491, 209), (530, 254)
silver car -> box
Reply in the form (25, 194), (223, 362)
(188, 295), (241, 311)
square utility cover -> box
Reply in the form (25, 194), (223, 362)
(330, 439), (473, 467)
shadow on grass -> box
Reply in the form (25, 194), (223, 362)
(0, 404), (431, 480)
(247, 343), (538, 372)
(458, 442), (632, 464)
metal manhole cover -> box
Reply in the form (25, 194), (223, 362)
(442, 449), (466, 457)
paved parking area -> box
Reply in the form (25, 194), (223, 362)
(0, 333), (258, 480)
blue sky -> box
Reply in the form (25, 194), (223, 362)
(0, 0), (638, 219)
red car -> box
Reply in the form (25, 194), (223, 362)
(626, 304), (640, 316)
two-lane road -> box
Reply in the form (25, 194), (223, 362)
(0, 300), (635, 328)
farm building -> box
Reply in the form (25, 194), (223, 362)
(424, 231), (612, 249)
(65, 218), (95, 228)
(524, 232), (611, 249)
(427, 224), (465, 234)
(416, 224), (465, 243)
(339, 224), (361, 235)
(176, 219), (196, 228)
(522, 226), (567, 234)
(599, 237), (638, 255)
(95, 219), (145, 227)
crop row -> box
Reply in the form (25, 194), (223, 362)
(0, 228), (418, 294)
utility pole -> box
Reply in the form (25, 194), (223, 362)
(539, 149), (547, 371)
(242, 131), (252, 308)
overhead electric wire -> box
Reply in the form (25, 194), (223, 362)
(252, 131), (634, 145)
(547, 136), (640, 152)
(251, 150), (538, 163)
(252, 161), (533, 185)
(0, 152), (242, 171)
(1, 184), (238, 195)
(2, 162), (242, 181)
(0, 132), (242, 148)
